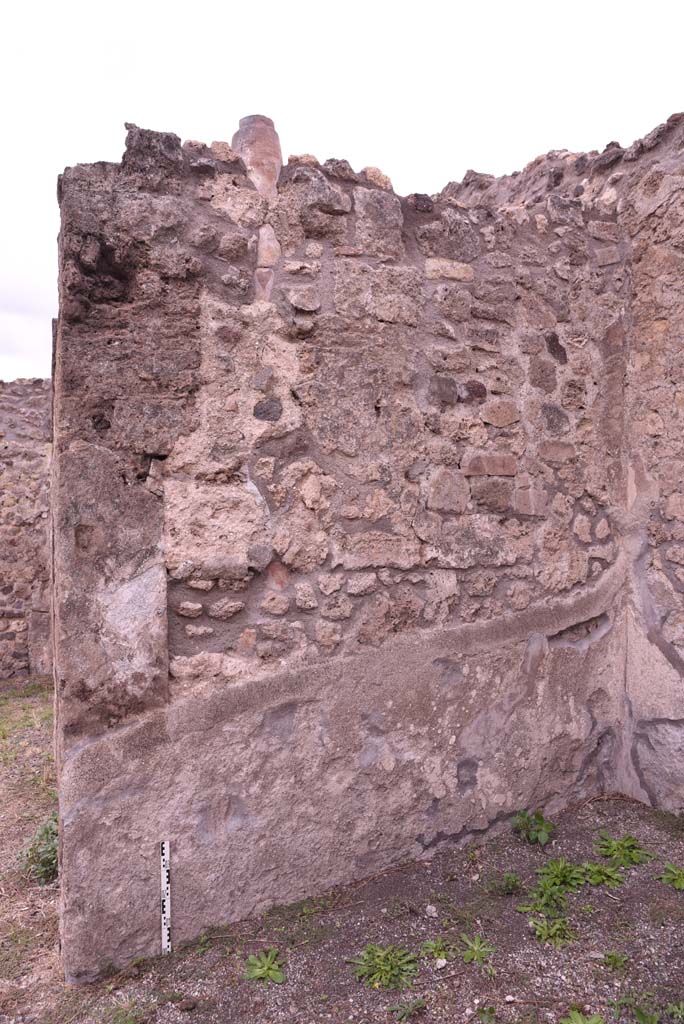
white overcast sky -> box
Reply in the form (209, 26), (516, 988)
(1, 0), (682, 381)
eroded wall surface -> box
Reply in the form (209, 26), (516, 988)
(619, 128), (684, 808)
(54, 115), (684, 981)
(0, 379), (52, 682)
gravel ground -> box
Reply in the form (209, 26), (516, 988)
(1, 680), (682, 1024)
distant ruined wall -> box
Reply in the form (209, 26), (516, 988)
(53, 114), (684, 982)
(0, 379), (52, 682)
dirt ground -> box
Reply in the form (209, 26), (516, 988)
(0, 679), (60, 1023)
(1, 679), (683, 1024)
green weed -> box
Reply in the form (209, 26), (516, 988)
(602, 951), (629, 972)
(608, 992), (658, 1021)
(560, 1013), (606, 1024)
(107, 1001), (150, 1024)
(513, 809), (555, 846)
(348, 944), (419, 991)
(487, 871), (521, 896)
(583, 862), (624, 888)
(243, 948), (285, 984)
(656, 863), (684, 891)
(594, 831), (653, 868)
(389, 998), (427, 1021)
(536, 857), (587, 892)
(517, 878), (569, 917)
(459, 933), (495, 969)
(155, 992), (184, 1006)
(528, 916), (577, 948)
(420, 936), (456, 960)
(20, 810), (58, 884)
(477, 1008), (497, 1024)
(634, 1009), (660, 1024)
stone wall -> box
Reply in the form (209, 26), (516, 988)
(0, 378), (52, 682)
(620, 131), (684, 809)
(53, 114), (684, 982)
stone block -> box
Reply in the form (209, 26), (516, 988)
(461, 450), (517, 477)
(425, 258), (475, 281)
(426, 467), (469, 513)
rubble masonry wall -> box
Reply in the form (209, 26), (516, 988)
(53, 114), (684, 980)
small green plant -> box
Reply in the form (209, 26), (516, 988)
(389, 998), (427, 1021)
(488, 871), (521, 896)
(459, 933), (495, 969)
(299, 896), (330, 916)
(528, 916), (577, 948)
(634, 1009), (660, 1024)
(609, 995), (635, 1020)
(665, 1005), (684, 1022)
(20, 811), (58, 884)
(656, 863), (684, 891)
(196, 932), (211, 954)
(243, 948), (285, 984)
(502, 872), (521, 893)
(608, 993), (658, 1021)
(517, 878), (569, 917)
(156, 992), (184, 1006)
(108, 1002), (149, 1024)
(602, 951), (628, 973)
(609, 995), (636, 1020)
(513, 809), (555, 846)
(560, 1013), (606, 1024)
(348, 944), (419, 991)
(420, 936), (456, 960)
(387, 897), (412, 918)
(583, 862), (624, 888)
(594, 831), (653, 868)
(536, 857), (587, 892)
(478, 1008), (497, 1024)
